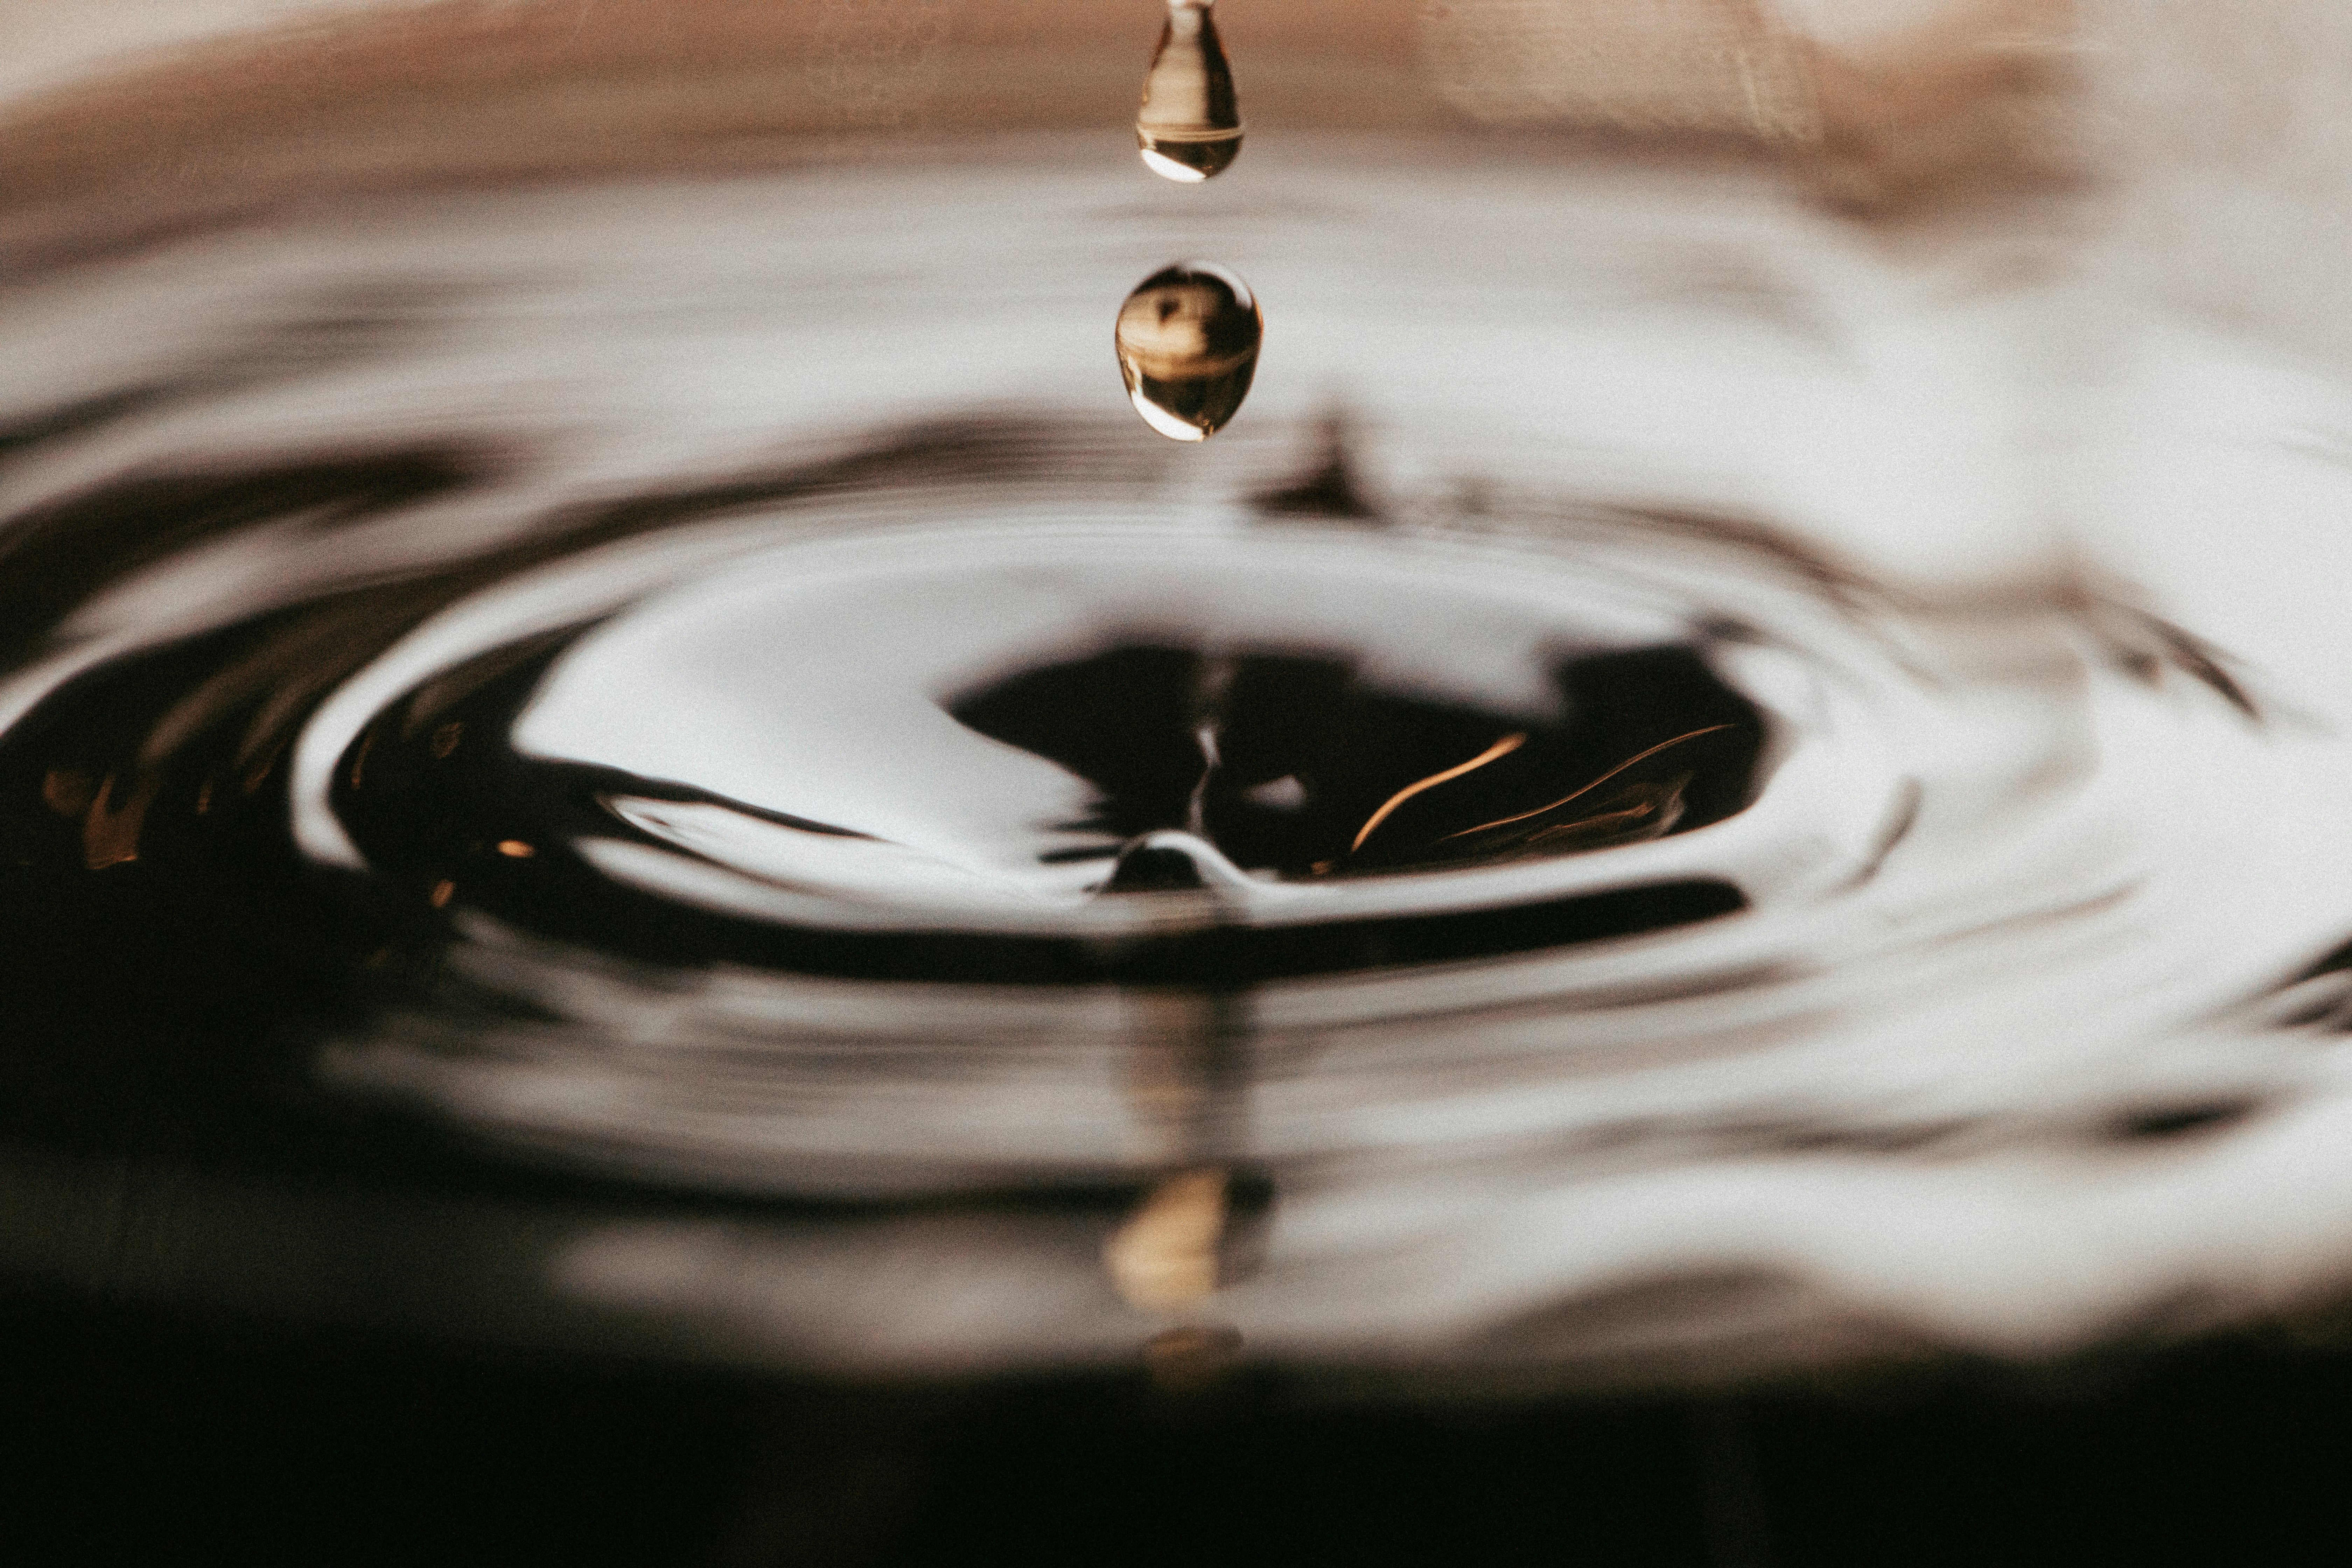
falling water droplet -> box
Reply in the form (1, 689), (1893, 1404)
(1136, 0), (1243, 183)
(1115, 262), (1262, 442)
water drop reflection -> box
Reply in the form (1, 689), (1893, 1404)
(1116, 263), (1261, 441)
(1136, 0), (1243, 183)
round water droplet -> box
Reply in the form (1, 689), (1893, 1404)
(1136, 0), (1243, 183)
(1116, 262), (1262, 442)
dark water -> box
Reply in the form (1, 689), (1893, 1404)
(17, 5), (2352, 1558)
(3, 144), (2352, 1398)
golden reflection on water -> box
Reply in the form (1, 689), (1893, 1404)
(1437, 726), (1731, 843)
(1349, 734), (1528, 855)
(1104, 1167), (1231, 1309)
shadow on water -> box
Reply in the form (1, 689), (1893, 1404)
(9, 1289), (2352, 1566)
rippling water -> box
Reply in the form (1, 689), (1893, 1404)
(10, 134), (2352, 1386)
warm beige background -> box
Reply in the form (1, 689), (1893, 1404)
(0, 0), (2076, 261)
(8, 0), (2346, 374)
(0, 0), (380, 100)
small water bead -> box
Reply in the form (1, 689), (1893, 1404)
(1116, 262), (1262, 441)
(1136, 0), (1243, 183)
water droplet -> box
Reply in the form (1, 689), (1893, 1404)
(1136, 0), (1242, 183)
(1116, 263), (1262, 442)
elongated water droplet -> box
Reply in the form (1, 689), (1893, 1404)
(1116, 262), (1262, 442)
(1136, 0), (1242, 183)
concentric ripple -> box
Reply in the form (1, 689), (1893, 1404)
(8, 149), (2352, 1386)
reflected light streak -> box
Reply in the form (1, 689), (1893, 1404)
(1439, 725), (1734, 842)
(1349, 732), (1527, 853)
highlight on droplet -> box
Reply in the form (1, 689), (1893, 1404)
(1115, 261), (1262, 441)
(1136, 0), (1243, 182)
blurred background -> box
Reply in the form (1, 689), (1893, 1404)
(13, 2), (2352, 1563)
